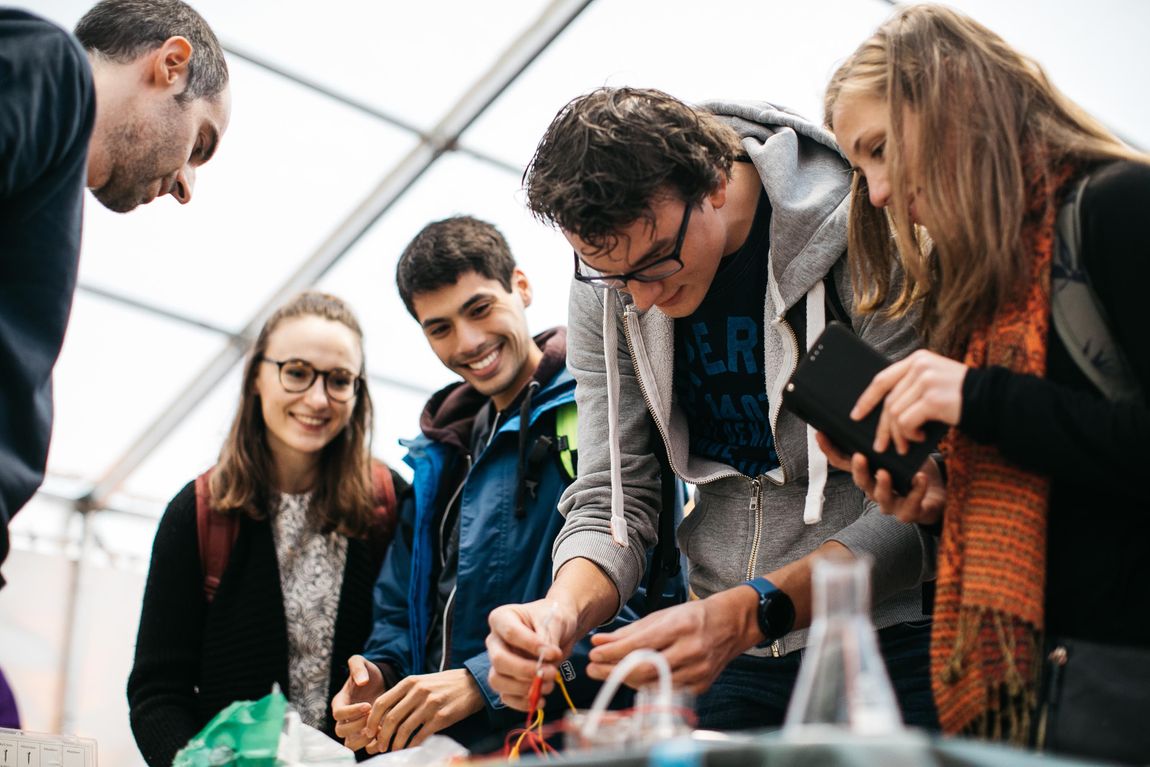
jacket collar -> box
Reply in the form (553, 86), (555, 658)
(418, 327), (569, 453)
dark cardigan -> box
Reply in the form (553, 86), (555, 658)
(127, 472), (406, 767)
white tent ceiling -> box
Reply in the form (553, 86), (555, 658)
(19, 0), (1146, 559)
(2, 0), (1148, 759)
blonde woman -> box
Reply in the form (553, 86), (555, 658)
(822, 5), (1150, 762)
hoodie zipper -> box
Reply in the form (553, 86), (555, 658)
(622, 302), (770, 588)
(435, 454), (471, 669)
(621, 304), (682, 478)
(745, 478), (764, 580)
(438, 586), (457, 672)
(622, 303), (741, 486)
(766, 315), (800, 486)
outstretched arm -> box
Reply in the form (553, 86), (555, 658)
(584, 540), (848, 693)
(486, 558), (618, 710)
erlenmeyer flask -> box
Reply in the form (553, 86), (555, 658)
(782, 556), (904, 737)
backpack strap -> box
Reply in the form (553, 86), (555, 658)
(370, 459), (399, 545)
(1052, 174), (1142, 403)
(554, 401), (579, 482)
(645, 420), (682, 613)
(823, 264), (851, 329)
(370, 460), (397, 515)
(197, 463), (398, 602)
(195, 468), (239, 604)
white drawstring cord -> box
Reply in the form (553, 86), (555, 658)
(803, 280), (827, 525)
(603, 292), (629, 546)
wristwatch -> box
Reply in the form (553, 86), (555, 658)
(743, 577), (796, 648)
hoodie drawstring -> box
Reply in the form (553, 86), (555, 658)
(514, 381), (541, 519)
(603, 293), (629, 546)
(804, 279), (828, 524)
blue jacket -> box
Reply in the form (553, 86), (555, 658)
(364, 329), (681, 739)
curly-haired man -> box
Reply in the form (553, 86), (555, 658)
(486, 88), (938, 732)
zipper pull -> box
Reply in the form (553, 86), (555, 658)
(749, 478), (760, 511)
(1047, 645), (1068, 696)
(1037, 644), (1069, 750)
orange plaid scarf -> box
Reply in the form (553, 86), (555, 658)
(931, 161), (1078, 742)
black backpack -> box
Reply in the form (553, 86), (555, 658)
(1052, 173), (1142, 403)
(822, 173), (1141, 404)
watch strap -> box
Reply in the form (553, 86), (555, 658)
(743, 576), (795, 648)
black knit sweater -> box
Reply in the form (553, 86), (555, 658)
(127, 472), (407, 767)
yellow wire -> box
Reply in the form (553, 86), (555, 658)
(510, 675), (575, 760)
(509, 708), (545, 761)
(554, 671), (577, 713)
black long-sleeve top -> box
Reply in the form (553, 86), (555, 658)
(0, 10), (95, 588)
(960, 161), (1150, 646)
(126, 472), (407, 767)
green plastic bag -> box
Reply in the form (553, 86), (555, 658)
(173, 687), (288, 767)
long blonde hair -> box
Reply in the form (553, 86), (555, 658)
(825, 4), (1146, 354)
(210, 291), (377, 537)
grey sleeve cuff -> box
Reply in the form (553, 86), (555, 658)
(552, 529), (647, 618)
(828, 505), (935, 601)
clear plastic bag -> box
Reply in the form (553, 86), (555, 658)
(172, 686), (356, 767)
(277, 709), (354, 767)
(358, 734), (468, 765)
(173, 687), (287, 766)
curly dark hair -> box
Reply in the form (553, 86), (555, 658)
(396, 216), (517, 318)
(523, 87), (743, 253)
(75, 0), (228, 104)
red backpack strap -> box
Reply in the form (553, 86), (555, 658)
(369, 460), (398, 548)
(195, 467), (239, 604)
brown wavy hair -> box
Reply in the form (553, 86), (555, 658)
(209, 291), (377, 537)
(825, 4), (1146, 355)
(523, 87), (742, 254)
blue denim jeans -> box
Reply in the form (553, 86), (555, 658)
(696, 620), (938, 732)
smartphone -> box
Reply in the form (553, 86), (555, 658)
(781, 322), (946, 495)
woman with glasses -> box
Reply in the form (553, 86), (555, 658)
(824, 5), (1150, 761)
(127, 291), (408, 767)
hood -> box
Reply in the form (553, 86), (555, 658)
(702, 100), (852, 313)
(596, 101), (848, 533)
(419, 327), (568, 453)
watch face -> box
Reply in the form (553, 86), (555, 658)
(760, 588), (796, 642)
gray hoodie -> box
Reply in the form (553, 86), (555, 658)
(552, 100), (935, 656)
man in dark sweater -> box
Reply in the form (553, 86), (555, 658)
(0, 0), (232, 588)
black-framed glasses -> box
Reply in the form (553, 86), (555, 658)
(573, 200), (692, 289)
(261, 358), (362, 402)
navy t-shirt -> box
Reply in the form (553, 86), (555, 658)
(0, 10), (95, 585)
(674, 188), (777, 477)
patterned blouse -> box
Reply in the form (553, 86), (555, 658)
(271, 492), (348, 730)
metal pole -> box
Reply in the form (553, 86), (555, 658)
(82, 0), (594, 511)
(53, 507), (93, 734)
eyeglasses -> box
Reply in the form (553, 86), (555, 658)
(261, 358), (362, 402)
(572, 200), (692, 289)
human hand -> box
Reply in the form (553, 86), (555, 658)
(361, 669), (484, 754)
(851, 349), (966, 455)
(816, 432), (946, 525)
(332, 655), (386, 751)
(486, 599), (578, 711)
(587, 590), (757, 695)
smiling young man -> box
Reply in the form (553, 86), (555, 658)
(331, 216), (677, 754)
(0, 0), (231, 588)
(485, 87), (938, 731)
